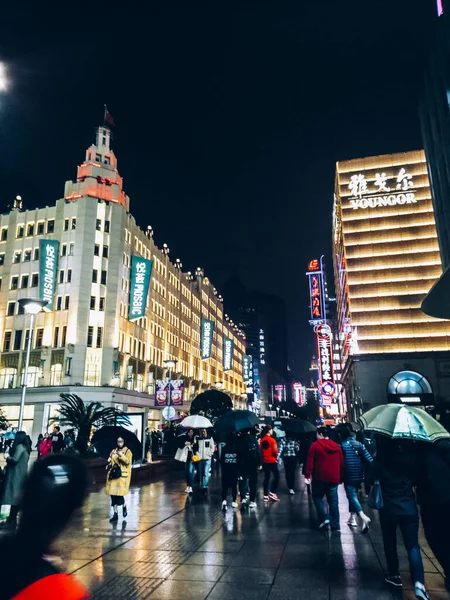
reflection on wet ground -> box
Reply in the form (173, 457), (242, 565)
(11, 470), (450, 598)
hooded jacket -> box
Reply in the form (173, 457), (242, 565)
(260, 435), (278, 464)
(305, 438), (344, 485)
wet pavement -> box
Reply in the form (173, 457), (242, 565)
(24, 469), (450, 598)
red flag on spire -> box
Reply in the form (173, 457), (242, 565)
(104, 105), (115, 127)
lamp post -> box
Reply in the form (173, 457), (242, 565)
(18, 298), (47, 430)
(268, 403), (272, 418)
(163, 359), (178, 412)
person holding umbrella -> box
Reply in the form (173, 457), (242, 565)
(105, 436), (132, 522)
(278, 435), (300, 495)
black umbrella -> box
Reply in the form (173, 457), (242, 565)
(91, 426), (142, 461)
(281, 419), (317, 434)
(215, 410), (260, 434)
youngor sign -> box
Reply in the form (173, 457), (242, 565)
(223, 337), (234, 371)
(201, 318), (215, 360)
(315, 323), (336, 398)
(39, 239), (60, 311)
(129, 256), (152, 321)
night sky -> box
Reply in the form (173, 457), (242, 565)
(0, 1), (437, 378)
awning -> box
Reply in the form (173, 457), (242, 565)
(421, 264), (450, 319)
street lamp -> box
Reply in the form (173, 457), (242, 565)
(18, 298), (48, 430)
(268, 403), (272, 417)
(0, 63), (8, 92)
(163, 359), (178, 412)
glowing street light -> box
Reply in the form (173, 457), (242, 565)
(0, 63), (8, 92)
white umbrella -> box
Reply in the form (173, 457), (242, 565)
(181, 415), (213, 429)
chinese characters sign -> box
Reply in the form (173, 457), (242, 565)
(201, 318), (215, 360)
(243, 355), (253, 393)
(259, 329), (266, 365)
(129, 256), (152, 321)
(315, 323), (336, 398)
(223, 337), (234, 371)
(39, 239), (60, 311)
(307, 258), (325, 324)
(347, 168), (416, 210)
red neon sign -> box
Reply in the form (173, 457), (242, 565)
(308, 259), (320, 272)
(315, 323), (336, 398)
(310, 275), (322, 319)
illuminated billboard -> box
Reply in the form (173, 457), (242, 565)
(223, 337), (234, 371)
(306, 257), (326, 325)
(315, 323), (336, 398)
(129, 256), (152, 321)
(201, 318), (214, 360)
(39, 239), (60, 311)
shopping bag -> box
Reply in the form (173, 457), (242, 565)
(175, 447), (189, 463)
(367, 480), (384, 510)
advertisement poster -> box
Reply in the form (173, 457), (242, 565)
(170, 380), (184, 406)
(155, 380), (168, 406)
(39, 239), (60, 311)
(201, 318), (215, 360)
(129, 256), (152, 321)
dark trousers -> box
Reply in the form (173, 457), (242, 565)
(239, 469), (258, 502)
(312, 480), (340, 529)
(421, 505), (450, 578)
(263, 463), (279, 495)
(222, 471), (238, 502)
(379, 512), (424, 584)
(283, 456), (297, 490)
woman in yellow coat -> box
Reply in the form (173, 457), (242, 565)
(105, 436), (132, 522)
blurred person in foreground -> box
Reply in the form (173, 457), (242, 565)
(1, 431), (31, 529)
(0, 454), (89, 600)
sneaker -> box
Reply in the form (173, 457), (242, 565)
(231, 502), (238, 508)
(185, 486), (190, 493)
(269, 493), (280, 502)
(263, 496), (270, 502)
(289, 489), (295, 495)
(249, 501), (257, 508)
(414, 582), (429, 600)
(188, 486), (193, 495)
(347, 514), (358, 528)
(222, 500), (228, 511)
(123, 505), (127, 518)
(385, 575), (403, 588)
(319, 519), (330, 529)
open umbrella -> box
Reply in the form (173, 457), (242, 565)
(215, 410), (259, 434)
(281, 419), (317, 435)
(181, 415), (213, 429)
(91, 426), (142, 460)
(360, 404), (450, 443)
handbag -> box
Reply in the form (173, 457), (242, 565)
(175, 447), (189, 463)
(191, 454), (201, 463)
(108, 463), (122, 480)
(368, 480), (384, 510)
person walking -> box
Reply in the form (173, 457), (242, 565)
(51, 426), (64, 453)
(196, 429), (215, 495)
(305, 426), (344, 531)
(371, 438), (429, 599)
(238, 428), (262, 509)
(260, 426), (280, 502)
(39, 433), (52, 458)
(336, 423), (372, 532)
(1, 431), (31, 529)
(177, 428), (196, 494)
(417, 438), (450, 593)
(278, 435), (300, 495)
(35, 434), (43, 458)
(105, 436), (132, 522)
(221, 433), (239, 510)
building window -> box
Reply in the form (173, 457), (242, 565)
(14, 251), (21, 264)
(61, 244), (67, 257)
(92, 270), (98, 283)
(61, 325), (67, 348)
(69, 243), (74, 256)
(27, 224), (34, 237)
(101, 270), (107, 285)
(95, 153), (101, 162)
(99, 297), (105, 311)
(35, 328), (44, 349)
(7, 302), (15, 316)
(24, 250), (31, 262)
(18, 303), (24, 315)
(10, 276), (18, 290)
(105, 220), (110, 233)
(21, 275), (29, 289)
(87, 326), (94, 347)
(37, 222), (44, 235)
(1, 228), (7, 241)
(0, 253), (4, 265)
(71, 218), (76, 230)
(96, 327), (103, 348)
(64, 296), (70, 310)
(47, 220), (55, 234)
(16, 226), (24, 238)
(13, 330), (22, 351)
(56, 296), (62, 311)
(94, 244), (100, 256)
(104, 156), (110, 165)
(3, 331), (11, 352)
(90, 296), (96, 310)
(33, 248), (39, 261)
(64, 219), (69, 231)
(65, 356), (72, 376)
(53, 327), (60, 348)
(59, 270), (64, 284)
(102, 245), (109, 258)
(96, 219), (101, 231)
(31, 273), (38, 287)
(67, 269), (72, 283)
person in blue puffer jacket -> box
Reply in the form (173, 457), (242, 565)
(336, 423), (373, 532)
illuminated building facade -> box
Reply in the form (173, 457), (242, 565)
(0, 126), (246, 439)
(333, 150), (450, 418)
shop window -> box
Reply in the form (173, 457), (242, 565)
(21, 366), (39, 388)
(1, 404), (34, 435)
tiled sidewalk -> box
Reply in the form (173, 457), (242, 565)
(43, 471), (450, 599)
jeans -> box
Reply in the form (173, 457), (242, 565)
(263, 463), (280, 495)
(344, 483), (362, 514)
(199, 459), (212, 489)
(283, 456), (298, 490)
(421, 506), (450, 579)
(379, 512), (425, 584)
(312, 480), (340, 529)
(239, 469), (259, 502)
(186, 461), (196, 486)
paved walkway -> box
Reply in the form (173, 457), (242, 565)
(33, 470), (450, 599)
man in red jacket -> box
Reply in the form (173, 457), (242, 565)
(305, 426), (344, 531)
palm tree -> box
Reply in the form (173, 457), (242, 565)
(57, 393), (131, 455)
(0, 409), (9, 432)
